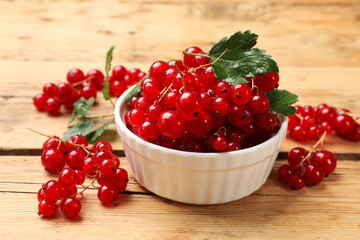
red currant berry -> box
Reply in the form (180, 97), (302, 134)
(254, 72), (279, 92)
(176, 92), (203, 120)
(139, 121), (160, 142)
(212, 136), (228, 151)
(98, 185), (119, 204)
(290, 125), (308, 141)
(92, 141), (113, 153)
(164, 90), (180, 110)
(61, 185), (78, 198)
(82, 156), (98, 176)
(58, 168), (77, 187)
(287, 173), (305, 190)
(317, 107), (337, 123)
(212, 97), (231, 117)
(173, 72), (196, 91)
(310, 150), (337, 175)
(33, 93), (47, 111)
(228, 105), (253, 127)
(147, 104), (164, 122)
(333, 114), (356, 135)
(93, 150), (113, 165)
(61, 197), (81, 218)
(302, 115), (316, 129)
(128, 68), (142, 85)
(86, 69), (104, 89)
(56, 82), (73, 102)
(157, 110), (185, 139)
(112, 154), (120, 169)
(43, 83), (57, 98)
(249, 94), (270, 114)
(303, 105), (316, 116)
(37, 188), (46, 202)
(38, 199), (56, 217)
(112, 65), (127, 81)
(80, 85), (97, 100)
(201, 66), (218, 87)
(186, 112), (213, 138)
(42, 180), (61, 201)
(277, 164), (294, 183)
(168, 60), (185, 71)
(303, 164), (324, 186)
(224, 141), (241, 152)
(67, 68), (85, 86)
(66, 149), (85, 169)
(135, 96), (152, 112)
(100, 159), (116, 176)
(162, 67), (177, 87)
(110, 80), (127, 97)
(307, 125), (324, 140)
(112, 168), (128, 192)
(42, 136), (67, 153)
(183, 46), (202, 68)
(67, 135), (88, 152)
(44, 98), (62, 116)
(149, 61), (169, 81)
(41, 149), (66, 173)
(255, 112), (277, 132)
(176, 136), (204, 152)
(74, 169), (86, 185)
(320, 121), (333, 135)
(230, 83), (252, 105)
(287, 147), (309, 167)
(128, 108), (147, 127)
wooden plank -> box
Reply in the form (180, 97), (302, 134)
(0, 156), (359, 239)
(0, 0), (359, 67)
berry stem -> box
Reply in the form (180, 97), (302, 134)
(174, 65), (186, 92)
(71, 76), (93, 87)
(182, 52), (209, 57)
(74, 171), (99, 198)
(154, 83), (173, 105)
(295, 131), (327, 169)
(27, 128), (92, 155)
(83, 113), (114, 119)
(188, 48), (229, 72)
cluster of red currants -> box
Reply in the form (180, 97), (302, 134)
(125, 46), (282, 152)
(288, 104), (359, 142)
(37, 135), (128, 218)
(278, 140), (337, 190)
(33, 67), (145, 116)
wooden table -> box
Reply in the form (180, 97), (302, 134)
(1, 0), (359, 239)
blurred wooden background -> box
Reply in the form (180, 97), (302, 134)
(0, 0), (359, 239)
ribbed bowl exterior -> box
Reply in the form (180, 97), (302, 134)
(115, 87), (288, 205)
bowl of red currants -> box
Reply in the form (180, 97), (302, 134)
(114, 60), (289, 204)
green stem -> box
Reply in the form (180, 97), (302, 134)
(174, 65), (186, 92)
(166, 59), (182, 63)
(182, 52), (209, 58)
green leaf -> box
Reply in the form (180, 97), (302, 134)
(68, 97), (94, 124)
(209, 30), (258, 56)
(103, 46), (115, 101)
(208, 30), (278, 84)
(86, 118), (114, 143)
(125, 73), (149, 102)
(62, 119), (95, 140)
(265, 89), (299, 116)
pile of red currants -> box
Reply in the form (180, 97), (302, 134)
(288, 104), (359, 142)
(278, 144), (337, 191)
(37, 135), (128, 218)
(33, 67), (145, 116)
(125, 46), (282, 152)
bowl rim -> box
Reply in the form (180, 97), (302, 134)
(114, 86), (288, 157)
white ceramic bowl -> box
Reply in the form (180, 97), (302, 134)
(115, 87), (288, 205)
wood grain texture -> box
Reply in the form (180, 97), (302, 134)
(1, 156), (360, 240)
(0, 0), (360, 239)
